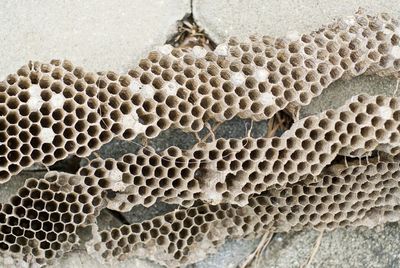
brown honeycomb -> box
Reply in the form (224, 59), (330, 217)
(86, 158), (400, 267)
(1, 11), (400, 182)
(0, 171), (104, 265)
(1, 156), (399, 267)
(1, 10), (400, 268)
(78, 94), (400, 210)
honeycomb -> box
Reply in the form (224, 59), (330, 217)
(0, 10), (400, 268)
(86, 158), (400, 267)
(78, 94), (400, 210)
(0, 171), (104, 265)
(0, 11), (400, 182)
(2, 156), (398, 267)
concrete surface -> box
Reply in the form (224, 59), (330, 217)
(261, 224), (400, 268)
(190, 239), (260, 268)
(0, 249), (163, 268)
(0, 0), (190, 78)
(193, 0), (400, 44)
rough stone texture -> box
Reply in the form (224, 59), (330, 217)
(0, 0), (190, 78)
(51, 250), (163, 268)
(261, 224), (400, 268)
(0, 249), (163, 268)
(121, 203), (178, 223)
(190, 239), (260, 268)
(193, 0), (400, 44)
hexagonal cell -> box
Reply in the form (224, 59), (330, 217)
(86, 159), (400, 266)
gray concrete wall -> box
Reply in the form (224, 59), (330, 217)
(194, 0), (400, 43)
(0, 0), (190, 78)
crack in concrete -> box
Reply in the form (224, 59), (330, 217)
(165, 0), (216, 49)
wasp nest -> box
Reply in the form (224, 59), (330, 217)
(79, 95), (400, 211)
(0, 10), (399, 267)
(0, 11), (400, 182)
(86, 158), (400, 267)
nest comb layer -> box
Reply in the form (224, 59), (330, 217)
(86, 159), (400, 267)
(79, 94), (400, 210)
(0, 12), (400, 182)
(0, 158), (398, 266)
(0, 10), (399, 268)
(0, 172), (105, 266)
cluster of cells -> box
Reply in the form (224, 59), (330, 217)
(78, 95), (400, 210)
(0, 11), (400, 183)
(86, 159), (400, 267)
(0, 93), (400, 265)
(0, 172), (104, 265)
(0, 11), (400, 267)
(1, 155), (399, 266)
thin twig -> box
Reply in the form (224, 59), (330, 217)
(266, 118), (280, 138)
(193, 132), (202, 143)
(265, 117), (275, 138)
(300, 230), (324, 268)
(265, 111), (290, 138)
(240, 232), (274, 268)
(201, 121), (222, 143)
(247, 120), (254, 138)
(393, 79), (399, 97)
